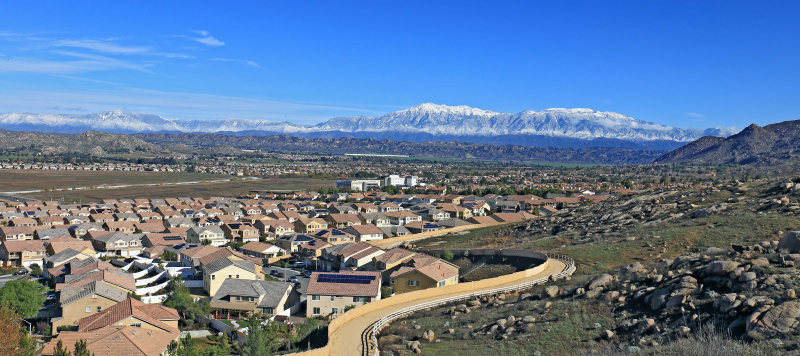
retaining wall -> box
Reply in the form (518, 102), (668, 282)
(285, 249), (563, 356)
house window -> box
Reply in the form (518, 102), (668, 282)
(236, 275), (239, 279)
(408, 280), (419, 287)
(354, 296), (368, 303)
(97, 306), (102, 312)
(390, 278), (395, 285)
(228, 275), (232, 279)
(330, 296), (335, 302)
(130, 322), (142, 328)
(211, 275), (215, 280)
(235, 296), (240, 301)
(312, 307), (320, 315)
(332, 308), (338, 315)
(311, 295), (320, 301)
(438, 281), (445, 287)
(262, 307), (273, 314)
(85, 307), (91, 312)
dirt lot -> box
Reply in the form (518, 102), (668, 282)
(22, 177), (336, 203)
(0, 170), (217, 191)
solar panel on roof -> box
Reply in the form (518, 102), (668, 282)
(317, 273), (375, 284)
(163, 236), (182, 241)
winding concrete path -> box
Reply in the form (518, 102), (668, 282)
(325, 258), (569, 356)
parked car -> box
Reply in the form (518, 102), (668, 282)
(302, 270), (312, 277)
(275, 273), (284, 278)
(293, 262), (306, 268)
(270, 270), (279, 276)
(289, 275), (298, 282)
(45, 293), (57, 301)
(293, 282), (302, 289)
(13, 269), (28, 275)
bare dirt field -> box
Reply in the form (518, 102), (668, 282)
(19, 176), (335, 203)
(0, 170), (217, 191)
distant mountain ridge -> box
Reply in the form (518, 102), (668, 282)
(0, 103), (735, 150)
(0, 128), (665, 165)
(655, 120), (800, 166)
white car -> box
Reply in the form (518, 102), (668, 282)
(45, 294), (57, 301)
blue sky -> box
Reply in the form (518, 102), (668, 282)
(0, 1), (798, 130)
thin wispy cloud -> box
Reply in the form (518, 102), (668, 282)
(184, 31), (225, 46)
(211, 58), (259, 67)
(55, 75), (122, 86)
(686, 112), (705, 118)
(0, 51), (152, 74)
(46, 105), (87, 111)
(0, 86), (388, 123)
(158, 53), (194, 59)
(54, 39), (150, 54)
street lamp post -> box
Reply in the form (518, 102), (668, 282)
(21, 319), (32, 335)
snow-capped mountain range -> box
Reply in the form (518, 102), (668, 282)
(0, 103), (735, 150)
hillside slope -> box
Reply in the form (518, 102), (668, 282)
(656, 120), (800, 166)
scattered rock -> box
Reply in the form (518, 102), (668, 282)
(705, 261), (740, 276)
(588, 274), (614, 290)
(422, 330), (435, 342)
(543, 286), (559, 298)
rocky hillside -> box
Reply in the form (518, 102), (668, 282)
(134, 132), (665, 165)
(389, 177), (800, 355)
(656, 120), (800, 166)
(0, 130), (160, 155)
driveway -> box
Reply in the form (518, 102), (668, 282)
(262, 265), (310, 301)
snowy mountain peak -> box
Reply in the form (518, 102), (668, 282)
(400, 103), (500, 117)
(0, 104), (734, 149)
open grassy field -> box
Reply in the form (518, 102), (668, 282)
(0, 170), (218, 191)
(23, 177), (335, 203)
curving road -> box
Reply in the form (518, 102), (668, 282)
(324, 258), (570, 356)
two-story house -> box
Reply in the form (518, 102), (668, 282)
(0, 240), (46, 267)
(210, 279), (300, 317)
(306, 271), (382, 318)
(343, 224), (385, 243)
(384, 211), (422, 226)
(323, 214), (362, 229)
(389, 254), (460, 294)
(293, 218), (328, 234)
(186, 226), (227, 247)
(91, 232), (143, 257)
(203, 257), (259, 297)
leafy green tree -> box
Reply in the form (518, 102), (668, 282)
(241, 317), (280, 356)
(28, 265), (43, 278)
(163, 278), (210, 324)
(381, 286), (393, 299)
(0, 280), (45, 319)
(127, 292), (142, 301)
(72, 339), (94, 356)
(53, 341), (69, 356)
(442, 250), (454, 261)
(231, 241), (244, 251)
(201, 239), (212, 246)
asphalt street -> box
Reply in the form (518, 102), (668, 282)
(262, 265), (310, 301)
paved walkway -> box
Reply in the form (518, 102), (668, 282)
(325, 259), (569, 356)
(181, 330), (213, 338)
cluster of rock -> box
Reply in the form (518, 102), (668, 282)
(575, 232), (800, 348)
(514, 184), (748, 249)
